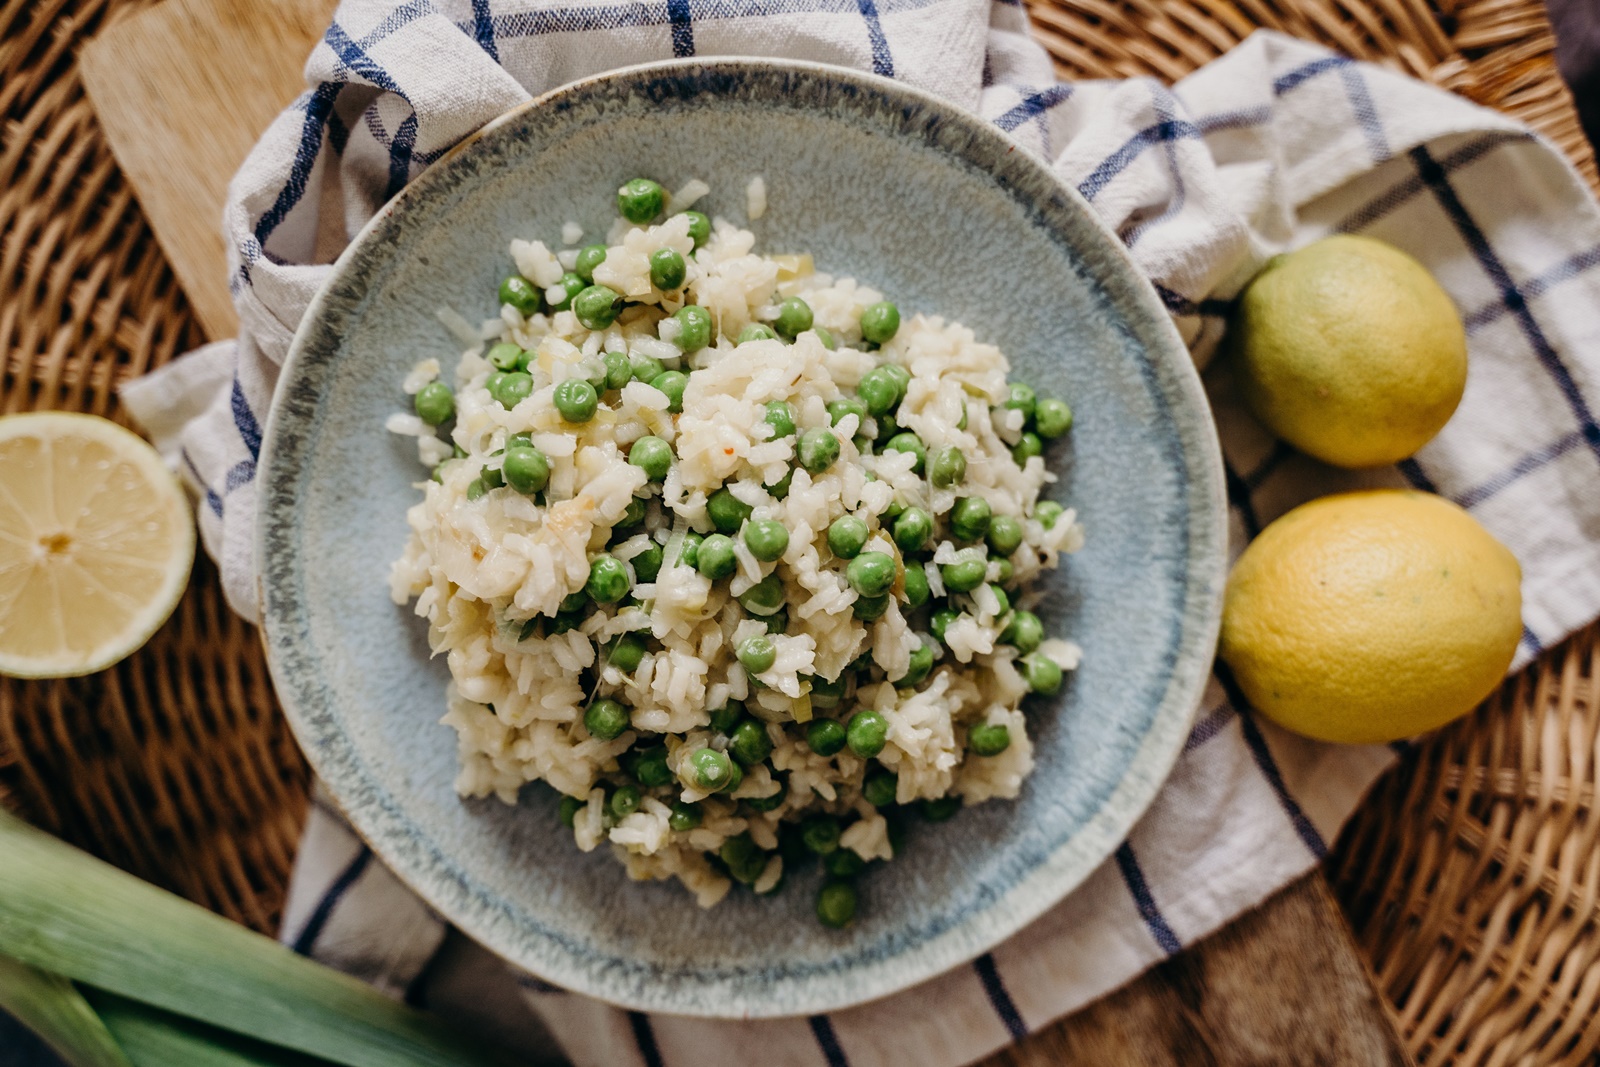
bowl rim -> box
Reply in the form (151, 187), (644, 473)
(257, 55), (1228, 1018)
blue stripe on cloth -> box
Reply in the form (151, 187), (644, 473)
(231, 377), (262, 459)
(181, 449), (224, 517)
(1339, 66), (1389, 163)
(223, 459), (256, 492)
(1077, 119), (1202, 201)
(1396, 457), (1439, 493)
(1125, 87), (1191, 249)
(355, 0), (434, 49)
(1184, 703), (1236, 752)
(1271, 56), (1349, 96)
(1114, 843), (1182, 955)
(1463, 243), (1600, 333)
(324, 20), (405, 93)
(1223, 457), (1262, 539)
(809, 1015), (850, 1067)
(291, 845), (372, 955)
(994, 85), (1072, 131)
(1152, 282), (1231, 319)
(479, 0), (941, 42)
(1214, 666), (1329, 858)
(667, 0), (695, 56)
(387, 111), (419, 202)
(1195, 104), (1272, 133)
(252, 82), (341, 247)
(1521, 625), (1543, 656)
(856, 0), (893, 77)
(1336, 132), (1531, 236)
(627, 1012), (664, 1067)
(973, 953), (1027, 1040)
(1456, 431), (1586, 509)
(1410, 144), (1600, 468)
(469, 0), (499, 60)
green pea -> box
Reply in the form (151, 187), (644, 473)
(465, 473), (489, 499)
(574, 243), (607, 283)
(671, 305), (712, 352)
(484, 370), (507, 396)
(827, 516), (868, 559)
(1034, 397), (1073, 438)
(969, 723), (1011, 757)
(628, 435), (673, 481)
(853, 594), (890, 621)
(729, 719), (773, 767)
(414, 381), (455, 425)
(688, 747), (734, 790)
(847, 709), (889, 758)
(650, 370), (688, 413)
(488, 371), (531, 409)
(559, 590), (589, 614)
(573, 285), (623, 330)
(1001, 610), (1044, 654)
(816, 880), (858, 928)
(930, 446), (966, 488)
(818, 850), (861, 881)
(486, 341), (523, 371)
(857, 367), (901, 417)
(583, 698), (630, 740)
(720, 833), (767, 884)
(678, 210), (711, 248)
(586, 555), (630, 603)
(499, 275), (540, 316)
(893, 507), (932, 553)
(553, 378), (599, 422)
(649, 247), (686, 290)
(862, 768), (898, 807)
(630, 351), (665, 384)
(559, 795), (584, 827)
(773, 297), (814, 340)
(957, 402), (969, 431)
(880, 364), (910, 399)
(845, 552), (895, 598)
(1012, 432), (1043, 466)
(695, 533), (737, 580)
(1021, 653), (1063, 695)
(737, 635), (776, 674)
(798, 428), (840, 473)
(882, 432), (926, 474)
(826, 396), (867, 427)
(626, 543), (660, 584)
(668, 801), (702, 831)
(609, 784), (641, 819)
(860, 301), (900, 345)
(503, 446), (550, 494)
(988, 585), (1012, 616)
(1004, 382), (1036, 421)
(601, 350), (633, 391)
(809, 674), (846, 709)
(950, 496), (992, 542)
(633, 744), (673, 787)
(763, 400), (796, 439)
(601, 633), (643, 674)
(806, 718), (847, 756)
(930, 609), (961, 643)
(617, 178), (665, 223)
(902, 565), (930, 609)
(617, 497), (647, 530)
(707, 487), (753, 534)
(548, 608), (583, 633)
(765, 469), (793, 500)
(899, 643), (935, 687)
(479, 463), (505, 492)
(547, 272), (585, 312)
(505, 428), (533, 449)
(745, 777), (788, 812)
(941, 559), (986, 594)
(920, 796), (961, 822)
(814, 326), (837, 350)
(743, 519), (789, 562)
(737, 573), (785, 616)
(992, 557), (1014, 584)
(764, 607), (789, 634)
(708, 700), (744, 735)
(740, 324), (777, 343)
(801, 815), (842, 855)
(987, 515), (1023, 556)
(1035, 500), (1064, 529)
(678, 530), (703, 568)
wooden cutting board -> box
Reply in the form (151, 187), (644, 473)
(77, 4), (1414, 1063)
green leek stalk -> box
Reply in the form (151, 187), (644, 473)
(86, 991), (331, 1067)
(0, 954), (131, 1067)
(0, 810), (510, 1067)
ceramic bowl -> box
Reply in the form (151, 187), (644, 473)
(258, 58), (1226, 1018)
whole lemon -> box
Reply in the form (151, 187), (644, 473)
(1219, 490), (1520, 744)
(1229, 235), (1467, 468)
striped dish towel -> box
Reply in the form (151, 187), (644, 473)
(120, 2), (1600, 1064)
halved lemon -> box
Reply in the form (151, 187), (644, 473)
(0, 412), (195, 678)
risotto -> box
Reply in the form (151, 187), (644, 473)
(388, 178), (1084, 926)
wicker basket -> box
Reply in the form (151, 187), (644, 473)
(1, 0), (1597, 1061)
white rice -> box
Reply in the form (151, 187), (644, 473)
(390, 183), (1084, 910)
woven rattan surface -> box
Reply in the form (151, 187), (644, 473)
(1, 0), (1597, 1061)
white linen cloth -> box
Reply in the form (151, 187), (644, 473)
(119, 3), (1600, 1064)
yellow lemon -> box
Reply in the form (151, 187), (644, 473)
(1219, 490), (1520, 744)
(1228, 235), (1467, 468)
(0, 413), (194, 678)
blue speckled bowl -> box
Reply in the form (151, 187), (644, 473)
(258, 59), (1226, 1019)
